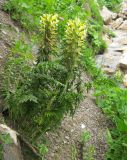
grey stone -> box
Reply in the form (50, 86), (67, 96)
(113, 37), (127, 45)
(100, 6), (113, 25)
(119, 53), (127, 69)
(96, 52), (121, 75)
(112, 13), (117, 20)
(111, 18), (123, 29)
(119, 20), (127, 30)
(102, 67), (116, 74)
(0, 124), (23, 160)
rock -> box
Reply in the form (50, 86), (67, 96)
(65, 136), (69, 140)
(119, 53), (127, 69)
(96, 50), (122, 74)
(113, 30), (127, 38)
(108, 51), (122, 57)
(2, 30), (7, 35)
(116, 46), (127, 52)
(112, 13), (117, 20)
(108, 42), (121, 48)
(0, 124), (23, 160)
(121, 1), (127, 15)
(107, 46), (127, 52)
(102, 67), (116, 74)
(103, 34), (112, 44)
(54, 146), (58, 150)
(118, 13), (126, 19)
(71, 129), (74, 133)
(81, 123), (86, 129)
(123, 74), (127, 87)
(51, 153), (55, 157)
(113, 37), (127, 45)
(63, 140), (67, 144)
(123, 50), (127, 55)
(100, 6), (113, 25)
(111, 18), (123, 29)
(119, 20), (127, 30)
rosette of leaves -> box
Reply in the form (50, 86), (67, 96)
(38, 14), (59, 62)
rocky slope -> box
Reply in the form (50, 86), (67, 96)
(97, 1), (127, 87)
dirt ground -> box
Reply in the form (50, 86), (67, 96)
(45, 95), (108, 160)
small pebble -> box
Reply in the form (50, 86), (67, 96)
(81, 123), (86, 129)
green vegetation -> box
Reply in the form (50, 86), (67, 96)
(1, 0), (126, 160)
(83, 39), (127, 159)
(80, 131), (91, 144)
(94, 80), (127, 160)
(80, 131), (95, 160)
(71, 131), (94, 160)
(71, 144), (77, 160)
(1, 14), (89, 160)
(3, 14), (86, 143)
(3, 0), (86, 31)
(98, 0), (122, 11)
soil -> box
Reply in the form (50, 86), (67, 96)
(45, 96), (108, 160)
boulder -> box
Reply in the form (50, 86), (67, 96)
(119, 20), (127, 30)
(119, 53), (127, 69)
(97, 53), (121, 74)
(0, 124), (23, 160)
(100, 6), (113, 25)
(111, 18), (123, 29)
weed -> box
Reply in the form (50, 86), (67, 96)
(71, 144), (77, 160)
(80, 131), (95, 160)
(80, 131), (91, 144)
(38, 143), (48, 159)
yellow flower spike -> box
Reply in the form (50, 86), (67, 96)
(64, 18), (87, 69)
(39, 14), (59, 62)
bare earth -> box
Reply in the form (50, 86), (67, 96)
(45, 95), (108, 160)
